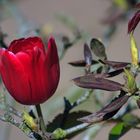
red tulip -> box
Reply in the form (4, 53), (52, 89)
(0, 37), (60, 105)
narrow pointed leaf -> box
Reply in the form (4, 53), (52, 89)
(128, 10), (140, 33)
(68, 60), (98, 67)
(73, 74), (123, 91)
(130, 33), (139, 67)
(78, 93), (129, 123)
(107, 69), (124, 77)
(124, 69), (137, 94)
(99, 60), (129, 70)
(84, 43), (92, 65)
(22, 111), (38, 131)
(90, 38), (107, 60)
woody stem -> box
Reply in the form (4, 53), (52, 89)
(35, 104), (46, 134)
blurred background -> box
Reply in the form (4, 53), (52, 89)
(0, 0), (140, 140)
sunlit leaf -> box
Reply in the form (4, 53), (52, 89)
(130, 33), (139, 67)
(128, 10), (140, 33)
(109, 122), (130, 140)
(78, 92), (129, 123)
(84, 43), (92, 65)
(22, 111), (38, 131)
(90, 38), (107, 60)
(73, 74), (123, 91)
(68, 60), (98, 67)
(124, 68), (137, 94)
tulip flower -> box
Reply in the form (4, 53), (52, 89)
(0, 37), (60, 105)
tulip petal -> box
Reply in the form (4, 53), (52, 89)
(26, 37), (45, 51)
(46, 37), (59, 67)
(16, 47), (53, 104)
(46, 37), (60, 97)
(8, 37), (45, 54)
(0, 50), (31, 104)
(0, 37), (60, 105)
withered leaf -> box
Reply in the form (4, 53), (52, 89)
(78, 93), (129, 123)
(90, 38), (107, 60)
(68, 59), (98, 67)
(84, 43), (92, 65)
(73, 74), (123, 91)
(99, 60), (129, 70)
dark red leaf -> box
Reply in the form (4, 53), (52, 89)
(78, 93), (129, 123)
(68, 60), (98, 67)
(99, 60), (129, 70)
(73, 74), (123, 91)
(128, 10), (140, 33)
(84, 43), (92, 65)
(107, 69), (124, 77)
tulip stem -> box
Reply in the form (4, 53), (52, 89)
(35, 104), (46, 134)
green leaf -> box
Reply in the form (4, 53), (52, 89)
(90, 38), (107, 60)
(124, 69), (137, 94)
(130, 33), (139, 67)
(109, 122), (130, 140)
(109, 114), (140, 140)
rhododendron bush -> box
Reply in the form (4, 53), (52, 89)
(0, 0), (140, 140)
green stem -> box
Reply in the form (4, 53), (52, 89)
(35, 104), (46, 134)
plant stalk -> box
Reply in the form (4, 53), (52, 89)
(35, 104), (46, 134)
